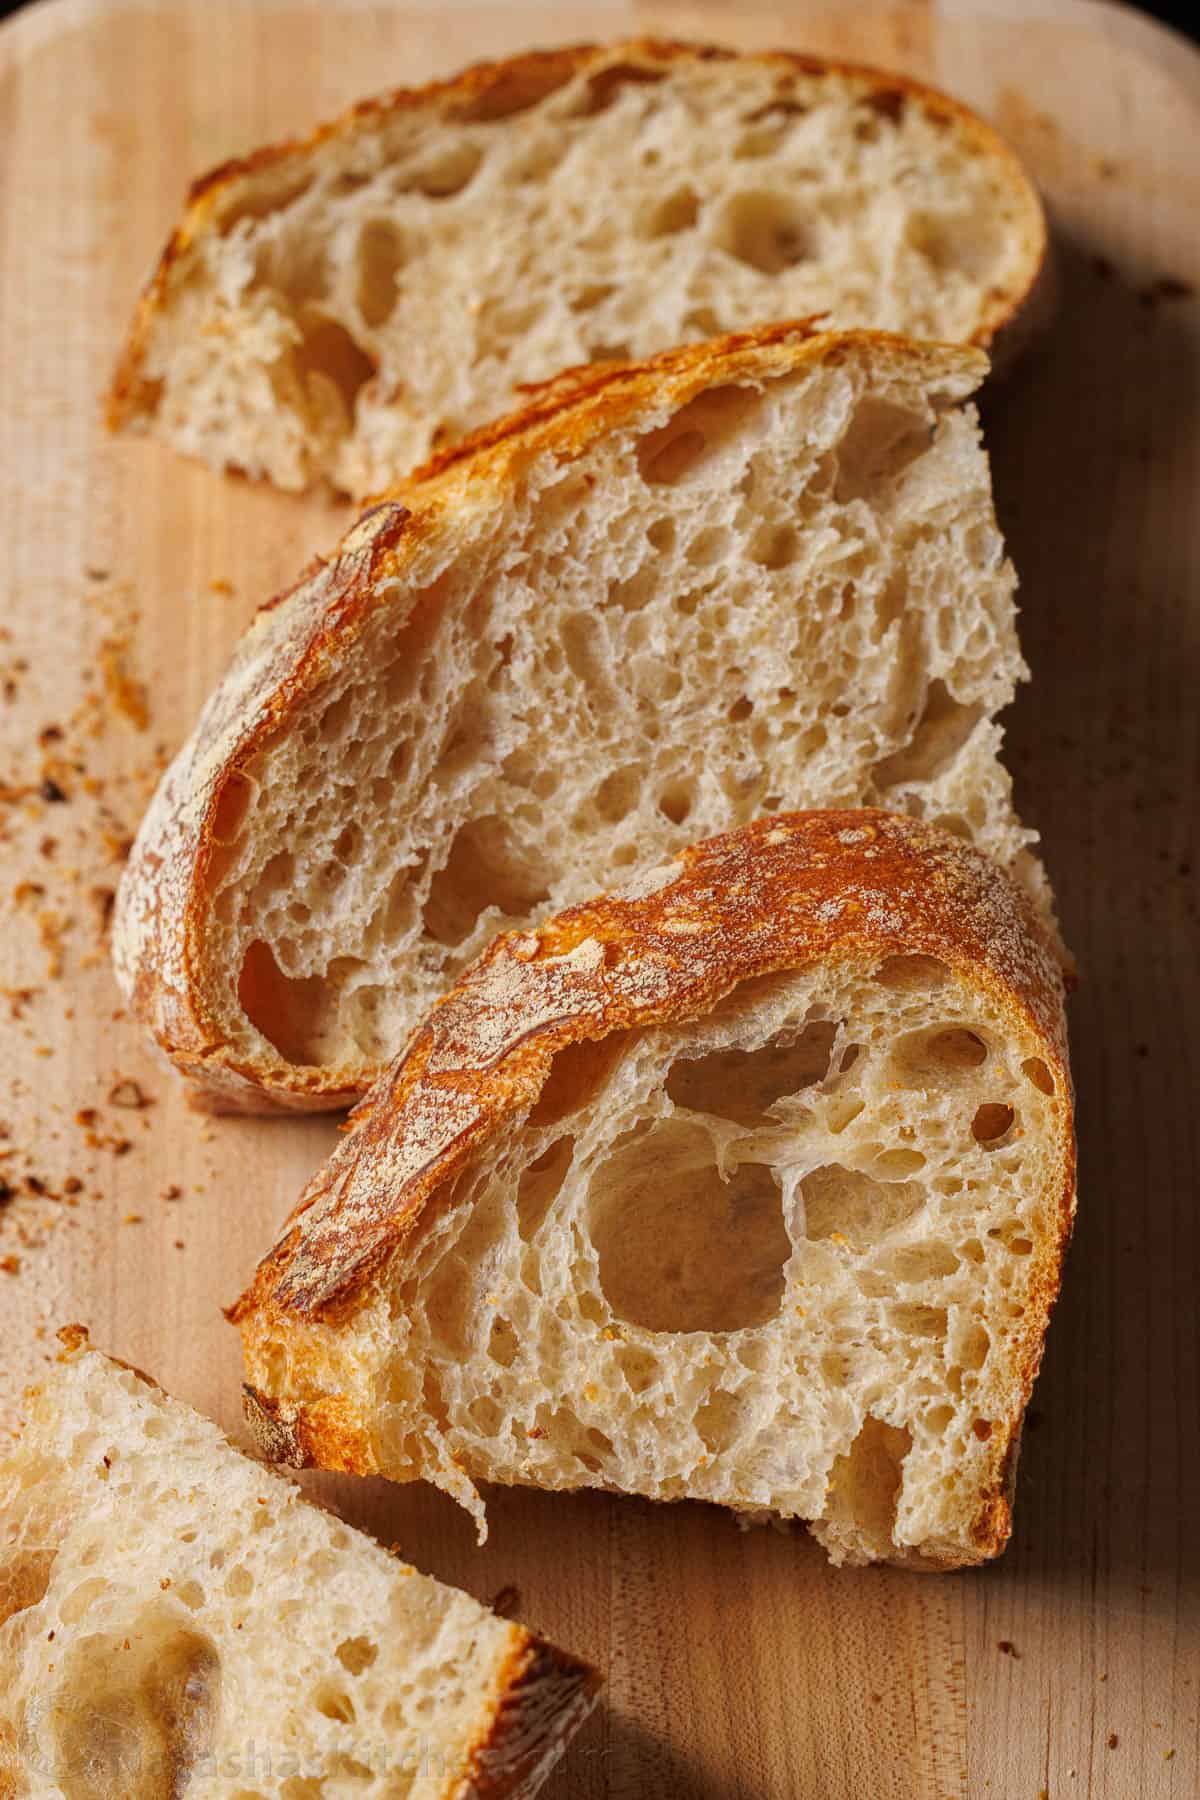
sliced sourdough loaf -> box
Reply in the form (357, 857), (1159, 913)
(0, 1328), (597, 1799)
(113, 325), (1049, 1115)
(107, 39), (1048, 494)
(232, 811), (1075, 1570)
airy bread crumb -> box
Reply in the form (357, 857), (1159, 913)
(234, 811), (1076, 1569)
(109, 41), (1048, 494)
(0, 1332), (598, 1797)
(113, 325), (1054, 1114)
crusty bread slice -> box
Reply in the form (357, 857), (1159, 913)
(0, 1328), (597, 1800)
(232, 811), (1075, 1570)
(107, 39), (1048, 495)
(113, 324), (1051, 1116)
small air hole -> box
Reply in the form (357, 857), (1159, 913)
(658, 780), (693, 826)
(238, 941), (329, 1066)
(292, 313), (377, 425)
(335, 1637), (378, 1676)
(749, 522), (800, 568)
(686, 525), (730, 567)
(468, 1395), (505, 1435)
(640, 428), (706, 485)
(931, 1030), (986, 1069)
(423, 817), (549, 948)
(455, 64), (573, 122)
(636, 385), (760, 485)
(593, 765), (641, 823)
(684, 305), (724, 337)
(516, 1137), (574, 1242)
(715, 189), (814, 273)
(874, 955), (949, 992)
(313, 1684), (355, 1724)
(1022, 1057), (1055, 1095)
(356, 219), (405, 328)
(893, 1026), (988, 1089)
(488, 1315), (520, 1368)
(571, 282), (615, 313)
(210, 770), (256, 845)
(972, 1103), (1015, 1145)
(641, 186), (700, 237)
(873, 1148), (926, 1178)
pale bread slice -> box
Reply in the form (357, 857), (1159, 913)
(232, 811), (1076, 1569)
(108, 39), (1049, 495)
(113, 324), (1054, 1116)
(0, 1328), (597, 1799)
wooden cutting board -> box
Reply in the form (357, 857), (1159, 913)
(1, 0), (1198, 1793)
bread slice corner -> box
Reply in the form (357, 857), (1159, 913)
(0, 1325), (598, 1798)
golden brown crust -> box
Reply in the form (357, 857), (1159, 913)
(112, 324), (988, 1113)
(238, 1383), (378, 1474)
(233, 810), (1076, 1565)
(106, 36), (1047, 432)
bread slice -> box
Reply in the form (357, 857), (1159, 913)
(107, 39), (1048, 495)
(231, 811), (1075, 1570)
(0, 1328), (598, 1799)
(113, 324), (1052, 1116)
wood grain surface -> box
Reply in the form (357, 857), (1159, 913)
(1, 2), (1197, 1795)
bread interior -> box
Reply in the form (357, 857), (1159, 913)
(369, 950), (1062, 1563)
(131, 52), (1039, 490)
(0, 1353), (562, 1795)
(203, 351), (1033, 1092)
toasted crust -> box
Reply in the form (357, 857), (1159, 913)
(467, 1635), (602, 1799)
(112, 322), (992, 1114)
(232, 810), (1076, 1564)
(106, 37), (1048, 436)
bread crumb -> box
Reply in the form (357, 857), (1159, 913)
(108, 1078), (151, 1110)
(90, 885), (116, 936)
(99, 637), (150, 730)
(35, 911), (69, 979)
